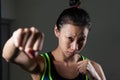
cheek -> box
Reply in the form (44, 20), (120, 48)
(59, 37), (70, 49)
(78, 40), (87, 50)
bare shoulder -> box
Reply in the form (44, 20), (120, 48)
(89, 60), (106, 80)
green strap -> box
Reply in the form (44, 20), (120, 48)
(86, 75), (88, 80)
(40, 53), (53, 80)
(45, 53), (53, 80)
(81, 55), (87, 60)
(41, 54), (88, 80)
(81, 56), (89, 80)
(40, 54), (47, 80)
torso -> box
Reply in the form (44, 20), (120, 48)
(53, 61), (79, 79)
(51, 52), (81, 79)
(30, 52), (88, 80)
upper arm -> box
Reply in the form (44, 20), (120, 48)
(91, 61), (106, 80)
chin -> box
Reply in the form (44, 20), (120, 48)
(66, 51), (75, 57)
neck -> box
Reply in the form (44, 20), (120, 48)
(52, 47), (80, 64)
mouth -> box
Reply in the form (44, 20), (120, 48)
(67, 50), (80, 56)
(66, 51), (76, 56)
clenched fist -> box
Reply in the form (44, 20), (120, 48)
(12, 27), (44, 58)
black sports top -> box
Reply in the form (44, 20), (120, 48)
(40, 52), (89, 80)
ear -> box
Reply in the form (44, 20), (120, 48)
(54, 25), (60, 38)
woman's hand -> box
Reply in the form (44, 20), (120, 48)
(77, 59), (105, 80)
(77, 59), (88, 74)
(2, 27), (44, 72)
(12, 27), (44, 58)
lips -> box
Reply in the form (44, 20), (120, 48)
(67, 50), (80, 56)
(67, 51), (75, 56)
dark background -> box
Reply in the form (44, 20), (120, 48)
(1, 0), (120, 80)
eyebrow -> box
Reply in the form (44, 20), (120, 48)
(65, 33), (86, 38)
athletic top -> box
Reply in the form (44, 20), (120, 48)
(40, 52), (89, 80)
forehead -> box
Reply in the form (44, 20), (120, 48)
(60, 24), (89, 37)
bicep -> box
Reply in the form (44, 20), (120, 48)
(91, 61), (106, 80)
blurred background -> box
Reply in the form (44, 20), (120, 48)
(1, 0), (120, 80)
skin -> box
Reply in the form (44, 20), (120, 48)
(2, 25), (106, 80)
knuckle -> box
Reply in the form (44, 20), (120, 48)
(24, 28), (29, 32)
(30, 27), (36, 32)
(17, 28), (23, 34)
(17, 28), (23, 31)
(36, 32), (44, 39)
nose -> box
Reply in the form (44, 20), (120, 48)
(71, 42), (79, 51)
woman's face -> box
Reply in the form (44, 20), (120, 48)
(55, 24), (89, 57)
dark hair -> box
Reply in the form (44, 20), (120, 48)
(56, 0), (91, 31)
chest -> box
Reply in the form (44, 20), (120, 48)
(53, 61), (80, 79)
(39, 53), (87, 80)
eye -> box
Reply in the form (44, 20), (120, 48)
(78, 38), (85, 43)
(68, 37), (74, 42)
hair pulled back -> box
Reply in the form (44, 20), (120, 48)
(56, 0), (91, 31)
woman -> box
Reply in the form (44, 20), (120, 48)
(2, 0), (106, 80)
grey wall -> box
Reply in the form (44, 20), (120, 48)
(1, 0), (120, 80)
(1, 0), (15, 19)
